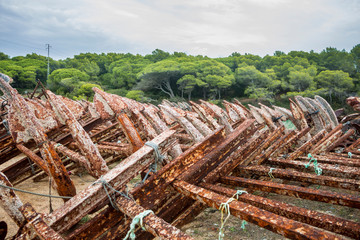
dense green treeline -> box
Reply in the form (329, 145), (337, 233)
(0, 45), (360, 107)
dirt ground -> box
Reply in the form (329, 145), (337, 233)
(1, 167), (359, 240)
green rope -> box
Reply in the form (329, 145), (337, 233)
(0, 183), (72, 199)
(240, 220), (248, 231)
(123, 209), (154, 240)
(218, 190), (248, 240)
(348, 152), (352, 158)
(92, 176), (131, 211)
(305, 154), (322, 175)
(145, 141), (166, 172)
(268, 168), (275, 179)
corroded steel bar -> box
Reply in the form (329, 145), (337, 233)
(240, 125), (284, 166)
(327, 128), (355, 151)
(297, 154), (360, 168)
(289, 99), (311, 139)
(268, 158), (360, 180)
(222, 100), (240, 122)
(185, 112), (213, 136)
(233, 98), (252, 117)
(142, 106), (183, 157)
(131, 108), (158, 139)
(287, 129), (327, 160)
(96, 143), (132, 157)
(46, 129), (176, 233)
(252, 129), (296, 165)
(0, 172), (25, 227)
(115, 196), (193, 240)
(117, 112), (144, 152)
(249, 104), (277, 131)
(52, 142), (93, 173)
(309, 124), (343, 152)
(160, 105), (204, 142)
(133, 127), (226, 209)
(177, 119), (256, 184)
(271, 127), (311, 157)
(203, 125), (266, 183)
(220, 175), (360, 208)
(201, 182), (360, 239)
(199, 100), (233, 133)
(19, 203), (64, 240)
(47, 91), (109, 178)
(311, 129), (343, 154)
(189, 101), (220, 129)
(173, 180), (340, 240)
(237, 165), (360, 191)
(16, 144), (48, 173)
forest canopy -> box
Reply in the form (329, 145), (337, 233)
(0, 45), (360, 107)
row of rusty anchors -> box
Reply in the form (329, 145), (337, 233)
(0, 73), (76, 200)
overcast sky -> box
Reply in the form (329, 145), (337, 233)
(1, 0), (359, 59)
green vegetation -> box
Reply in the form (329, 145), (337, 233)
(1, 45), (360, 106)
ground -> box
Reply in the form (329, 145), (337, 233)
(1, 165), (359, 239)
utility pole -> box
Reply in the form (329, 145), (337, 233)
(46, 44), (51, 81)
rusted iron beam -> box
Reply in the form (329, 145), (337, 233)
(189, 101), (220, 130)
(327, 128), (355, 151)
(47, 91), (109, 178)
(252, 129), (296, 165)
(311, 128), (343, 154)
(237, 165), (360, 191)
(240, 125), (284, 166)
(271, 127), (311, 158)
(199, 100), (233, 133)
(16, 144), (49, 173)
(117, 112), (144, 152)
(46, 129), (176, 234)
(268, 158), (360, 180)
(287, 129), (327, 160)
(160, 105), (204, 142)
(115, 195), (193, 240)
(177, 119), (256, 184)
(297, 154), (360, 168)
(96, 143), (132, 157)
(222, 100), (240, 122)
(19, 203), (64, 240)
(173, 180), (340, 240)
(0, 172), (25, 227)
(203, 126), (267, 183)
(133, 126), (226, 209)
(220, 175), (360, 208)
(289, 98), (311, 141)
(201, 182), (360, 239)
(309, 124), (343, 152)
(249, 104), (277, 131)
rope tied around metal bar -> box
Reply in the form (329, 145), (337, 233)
(123, 209), (154, 240)
(145, 141), (166, 172)
(92, 176), (131, 211)
(305, 154), (322, 176)
(0, 183), (72, 199)
(348, 152), (352, 158)
(134, 141), (166, 186)
(218, 190), (248, 240)
(268, 168), (275, 179)
(241, 220), (248, 231)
